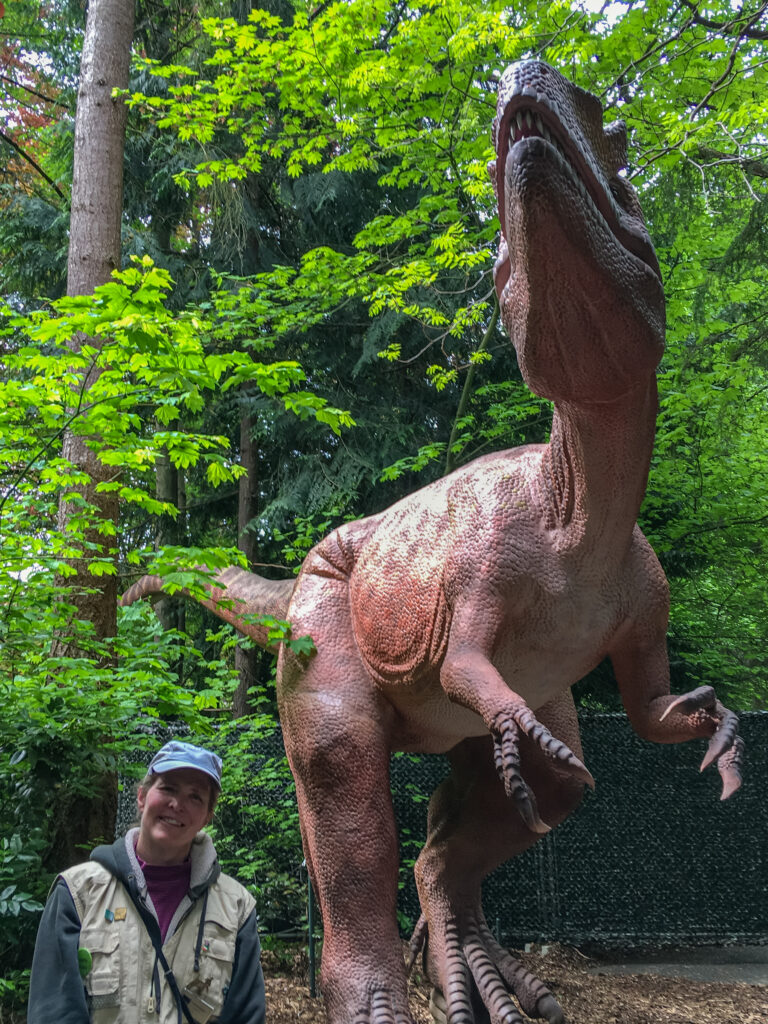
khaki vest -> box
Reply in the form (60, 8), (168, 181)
(62, 861), (256, 1024)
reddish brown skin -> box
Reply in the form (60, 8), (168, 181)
(122, 62), (743, 1024)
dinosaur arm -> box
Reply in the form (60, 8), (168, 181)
(439, 594), (593, 832)
(610, 634), (743, 800)
(610, 632), (693, 741)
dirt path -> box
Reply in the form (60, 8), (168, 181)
(262, 943), (768, 1024)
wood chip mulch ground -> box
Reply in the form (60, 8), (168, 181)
(262, 942), (768, 1024)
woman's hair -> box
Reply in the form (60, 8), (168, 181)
(137, 771), (220, 815)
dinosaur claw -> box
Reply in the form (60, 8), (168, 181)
(491, 706), (591, 827)
(428, 988), (448, 1024)
(566, 758), (595, 789)
(525, 812), (552, 835)
(507, 774), (551, 834)
(659, 685), (715, 722)
(512, 706), (594, 786)
(492, 716), (553, 832)
(699, 707), (739, 771)
(407, 914), (428, 975)
(715, 734), (744, 800)
(719, 768), (742, 801)
(660, 688), (743, 796)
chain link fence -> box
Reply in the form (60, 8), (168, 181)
(119, 712), (768, 948)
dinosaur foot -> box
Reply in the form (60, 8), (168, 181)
(321, 943), (415, 1024)
(659, 685), (744, 799)
(409, 913), (564, 1024)
(326, 977), (414, 1024)
(490, 706), (594, 832)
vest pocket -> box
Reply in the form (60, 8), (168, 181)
(80, 926), (121, 1019)
(204, 935), (236, 964)
(181, 924), (236, 1021)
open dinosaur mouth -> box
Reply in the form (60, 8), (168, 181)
(510, 109), (561, 153)
(508, 107), (603, 213)
(499, 103), (661, 280)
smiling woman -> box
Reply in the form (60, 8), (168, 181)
(27, 741), (266, 1024)
(136, 745), (221, 868)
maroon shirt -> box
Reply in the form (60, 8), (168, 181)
(138, 855), (192, 941)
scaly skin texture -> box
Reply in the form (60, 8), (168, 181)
(122, 62), (744, 1024)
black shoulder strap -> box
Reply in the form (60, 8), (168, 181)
(151, 939), (197, 1024)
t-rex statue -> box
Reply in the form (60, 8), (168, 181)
(122, 61), (744, 1024)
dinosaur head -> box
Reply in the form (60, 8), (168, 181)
(490, 61), (665, 403)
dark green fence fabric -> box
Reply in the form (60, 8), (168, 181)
(120, 712), (767, 947)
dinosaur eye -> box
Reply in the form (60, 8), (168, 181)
(607, 175), (645, 223)
(608, 178), (628, 210)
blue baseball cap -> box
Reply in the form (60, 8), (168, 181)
(148, 741), (222, 788)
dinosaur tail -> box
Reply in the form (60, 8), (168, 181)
(120, 567), (296, 652)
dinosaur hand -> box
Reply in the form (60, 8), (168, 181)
(490, 705), (594, 833)
(659, 685), (744, 800)
(410, 913), (565, 1024)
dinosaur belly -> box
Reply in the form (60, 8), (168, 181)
(391, 692), (489, 754)
(492, 578), (625, 709)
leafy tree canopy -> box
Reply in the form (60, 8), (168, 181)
(127, 0), (768, 707)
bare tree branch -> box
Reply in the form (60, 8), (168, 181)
(678, 0), (768, 40)
(0, 128), (66, 199)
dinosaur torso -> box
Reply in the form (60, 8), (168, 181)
(303, 384), (666, 753)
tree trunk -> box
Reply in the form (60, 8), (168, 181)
(67, 0), (133, 298)
(233, 401), (261, 717)
(57, 0), (134, 642)
(49, 0), (134, 869)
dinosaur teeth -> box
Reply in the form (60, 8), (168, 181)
(511, 109), (550, 144)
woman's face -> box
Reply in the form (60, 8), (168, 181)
(136, 768), (214, 865)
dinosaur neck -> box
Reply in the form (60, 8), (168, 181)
(541, 377), (658, 550)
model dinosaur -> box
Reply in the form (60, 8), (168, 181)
(122, 61), (743, 1024)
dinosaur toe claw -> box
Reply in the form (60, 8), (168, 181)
(536, 994), (565, 1024)
(464, 932), (526, 1022)
(423, 914), (565, 1024)
(428, 987), (448, 1024)
(407, 914), (428, 975)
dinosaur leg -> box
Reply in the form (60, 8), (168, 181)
(277, 584), (412, 1024)
(412, 692), (583, 1024)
